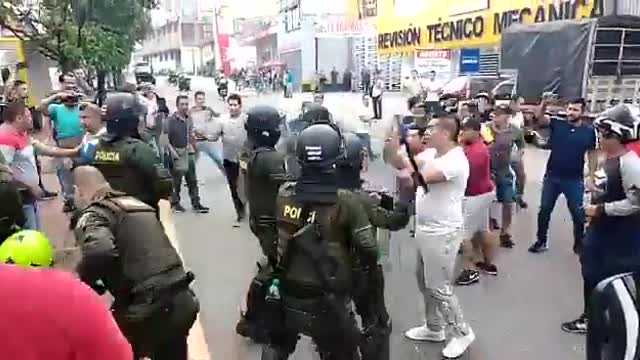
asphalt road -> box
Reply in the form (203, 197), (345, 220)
(40, 83), (588, 359)
(163, 85), (587, 359)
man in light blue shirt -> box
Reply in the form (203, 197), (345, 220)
(41, 91), (83, 212)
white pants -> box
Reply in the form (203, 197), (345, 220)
(415, 229), (470, 336)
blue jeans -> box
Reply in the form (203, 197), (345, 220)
(536, 175), (585, 247)
(195, 141), (224, 172)
(22, 203), (40, 230)
(56, 158), (74, 202)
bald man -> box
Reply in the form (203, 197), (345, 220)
(386, 116), (475, 359)
(72, 165), (199, 360)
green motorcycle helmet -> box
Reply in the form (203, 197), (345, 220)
(0, 230), (54, 267)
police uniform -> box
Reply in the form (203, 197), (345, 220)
(262, 122), (378, 360)
(73, 189), (198, 359)
(338, 133), (410, 360)
(82, 92), (172, 211)
(237, 105), (288, 342)
(244, 105), (289, 259)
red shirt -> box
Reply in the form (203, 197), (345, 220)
(0, 265), (132, 360)
(463, 139), (494, 196)
(627, 141), (640, 157)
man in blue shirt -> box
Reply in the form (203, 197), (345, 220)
(40, 91), (83, 213)
(529, 98), (598, 254)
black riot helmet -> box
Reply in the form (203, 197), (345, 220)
(336, 132), (365, 190)
(295, 122), (344, 203)
(102, 92), (146, 138)
(245, 105), (282, 148)
(594, 104), (640, 144)
(302, 103), (332, 125)
(296, 122), (343, 171)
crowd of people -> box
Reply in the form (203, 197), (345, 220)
(0, 63), (640, 360)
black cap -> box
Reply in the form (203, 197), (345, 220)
(461, 116), (482, 131)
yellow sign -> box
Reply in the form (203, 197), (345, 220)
(375, 0), (602, 55)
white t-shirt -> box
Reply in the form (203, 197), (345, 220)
(510, 111), (525, 129)
(420, 79), (443, 101)
(415, 146), (469, 234)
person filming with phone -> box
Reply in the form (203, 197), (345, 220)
(40, 88), (83, 213)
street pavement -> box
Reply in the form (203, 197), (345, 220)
(40, 83), (588, 359)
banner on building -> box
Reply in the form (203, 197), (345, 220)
(414, 49), (452, 82)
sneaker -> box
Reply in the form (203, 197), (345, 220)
(40, 190), (58, 201)
(192, 203), (210, 214)
(528, 241), (549, 253)
(561, 314), (588, 334)
(500, 234), (515, 248)
(489, 218), (500, 230)
(456, 269), (480, 286)
(233, 215), (244, 228)
(442, 328), (475, 359)
(62, 200), (75, 213)
(476, 262), (498, 276)
(404, 325), (445, 342)
(172, 203), (186, 213)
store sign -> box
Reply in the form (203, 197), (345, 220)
(414, 49), (452, 82)
(316, 17), (375, 36)
(460, 48), (480, 73)
(378, 27), (422, 51)
(425, 0), (597, 44)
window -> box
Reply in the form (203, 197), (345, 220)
(280, 0), (301, 33)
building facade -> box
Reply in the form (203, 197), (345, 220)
(358, 0), (637, 87)
(139, 20), (215, 74)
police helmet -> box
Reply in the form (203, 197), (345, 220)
(296, 123), (343, 170)
(594, 104), (640, 144)
(302, 103), (332, 125)
(0, 229), (54, 267)
(102, 92), (146, 136)
(339, 132), (365, 170)
(245, 105), (282, 147)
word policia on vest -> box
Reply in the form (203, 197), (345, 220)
(95, 150), (121, 162)
(283, 205), (317, 223)
(377, 0), (603, 49)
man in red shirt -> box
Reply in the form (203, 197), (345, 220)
(456, 116), (498, 286)
(0, 264), (132, 360)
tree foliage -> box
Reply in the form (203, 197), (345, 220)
(0, 0), (158, 72)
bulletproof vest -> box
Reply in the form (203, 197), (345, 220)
(275, 182), (351, 292)
(92, 138), (153, 207)
(95, 195), (184, 293)
(247, 147), (282, 219)
(596, 156), (640, 223)
(488, 127), (515, 174)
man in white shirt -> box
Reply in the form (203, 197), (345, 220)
(421, 70), (443, 102)
(386, 115), (475, 359)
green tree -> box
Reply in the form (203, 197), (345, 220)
(0, 0), (157, 81)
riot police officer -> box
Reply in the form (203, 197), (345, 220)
(337, 132), (410, 360)
(71, 165), (199, 359)
(80, 92), (172, 213)
(283, 103), (333, 179)
(236, 105), (287, 342)
(262, 123), (378, 360)
(0, 176), (24, 242)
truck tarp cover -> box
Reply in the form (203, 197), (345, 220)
(501, 19), (595, 99)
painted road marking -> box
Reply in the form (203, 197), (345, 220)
(159, 200), (212, 360)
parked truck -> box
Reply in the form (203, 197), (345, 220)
(501, 15), (640, 146)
